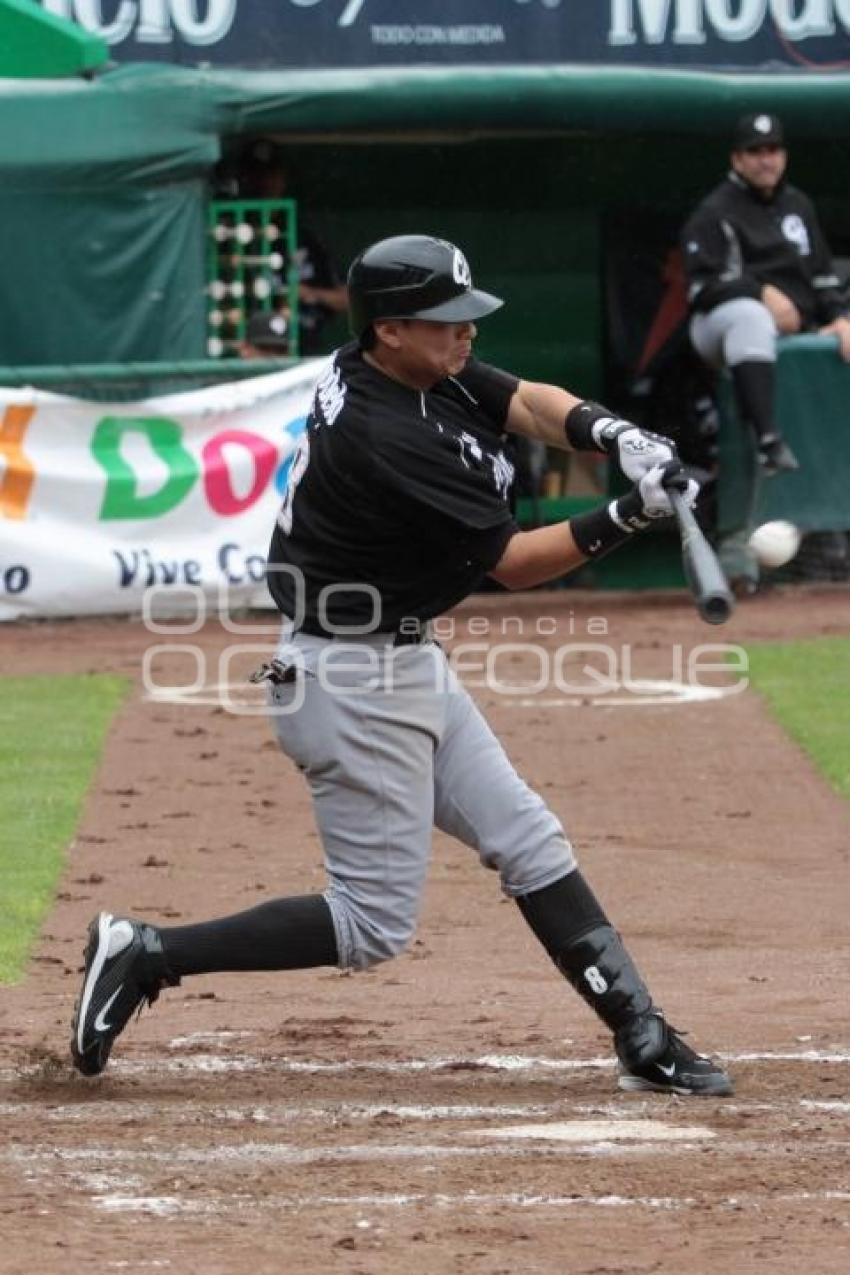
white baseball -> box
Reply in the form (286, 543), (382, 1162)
(235, 223), (254, 244)
(208, 279), (227, 300)
(748, 520), (802, 568)
(253, 277), (271, 299)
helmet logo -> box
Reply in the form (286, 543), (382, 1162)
(452, 249), (472, 289)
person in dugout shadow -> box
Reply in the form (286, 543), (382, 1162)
(681, 112), (850, 477)
(237, 139), (349, 357)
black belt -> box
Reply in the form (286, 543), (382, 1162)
(295, 618), (428, 646)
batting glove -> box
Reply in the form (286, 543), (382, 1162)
(591, 419), (678, 484)
(613, 461), (700, 530)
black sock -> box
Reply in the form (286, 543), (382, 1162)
(730, 360), (777, 443)
(516, 869), (609, 957)
(158, 895), (338, 976)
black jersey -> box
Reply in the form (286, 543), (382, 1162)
(267, 342), (520, 631)
(681, 173), (847, 327)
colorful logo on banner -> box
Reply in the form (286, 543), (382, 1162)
(0, 406), (36, 522)
(0, 407), (306, 522)
(0, 360), (322, 619)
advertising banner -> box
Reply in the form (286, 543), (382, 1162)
(40, 1), (850, 72)
(0, 362), (323, 622)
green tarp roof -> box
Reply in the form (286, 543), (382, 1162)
(200, 62), (850, 140)
(3, 60), (850, 180)
(0, 0), (107, 78)
(2, 56), (849, 371)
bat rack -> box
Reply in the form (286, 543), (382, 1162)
(206, 198), (300, 358)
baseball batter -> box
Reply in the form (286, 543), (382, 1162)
(71, 235), (732, 1097)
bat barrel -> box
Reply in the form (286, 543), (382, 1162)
(667, 486), (735, 626)
(699, 591), (733, 625)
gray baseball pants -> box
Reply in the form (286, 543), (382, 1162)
(269, 632), (576, 969)
(690, 296), (778, 368)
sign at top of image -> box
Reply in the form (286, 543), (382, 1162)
(41, 0), (850, 69)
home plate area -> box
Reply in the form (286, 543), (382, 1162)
(2, 593), (849, 1273)
(2, 1036), (849, 1272)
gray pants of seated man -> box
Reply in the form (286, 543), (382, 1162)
(689, 296), (777, 369)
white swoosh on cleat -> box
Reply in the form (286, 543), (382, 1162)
(657, 1062), (676, 1078)
(94, 986), (123, 1033)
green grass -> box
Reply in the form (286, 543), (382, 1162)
(0, 673), (129, 983)
(744, 637), (850, 801)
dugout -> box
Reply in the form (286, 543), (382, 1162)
(2, 5), (850, 585)
(5, 60), (850, 374)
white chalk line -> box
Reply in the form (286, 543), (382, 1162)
(144, 683), (264, 709)
(90, 1186), (850, 1218)
(730, 1049), (850, 1063)
(92, 1190), (694, 1217)
(1, 1095), (847, 1128)
(107, 1046), (850, 1077)
(3, 1046), (849, 1086)
(3, 1138), (727, 1171)
(0, 1100), (561, 1124)
(168, 1030), (254, 1048)
(7, 1124), (850, 1179)
(501, 681), (738, 708)
(144, 678), (736, 711)
(475, 1119), (716, 1143)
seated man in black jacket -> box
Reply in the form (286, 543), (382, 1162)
(681, 112), (850, 475)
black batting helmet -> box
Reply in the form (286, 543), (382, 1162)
(347, 235), (503, 337)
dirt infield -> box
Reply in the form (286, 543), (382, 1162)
(1, 587), (848, 1274)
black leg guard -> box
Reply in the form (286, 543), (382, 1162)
(517, 872), (666, 1069)
(555, 925), (666, 1069)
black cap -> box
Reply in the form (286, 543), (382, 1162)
(733, 113), (785, 150)
(347, 235), (503, 337)
(244, 310), (290, 351)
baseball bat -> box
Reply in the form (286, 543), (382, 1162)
(666, 485), (734, 625)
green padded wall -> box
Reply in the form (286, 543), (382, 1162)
(718, 336), (850, 535)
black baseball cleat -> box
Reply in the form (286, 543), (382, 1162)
(758, 435), (799, 476)
(70, 912), (179, 1076)
(615, 1014), (733, 1097)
